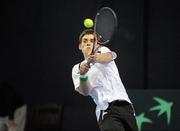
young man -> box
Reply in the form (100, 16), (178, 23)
(72, 29), (137, 131)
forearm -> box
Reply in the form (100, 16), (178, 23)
(77, 77), (92, 96)
(95, 52), (113, 63)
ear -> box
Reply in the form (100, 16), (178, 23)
(79, 43), (82, 50)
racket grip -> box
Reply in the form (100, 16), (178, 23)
(86, 59), (92, 68)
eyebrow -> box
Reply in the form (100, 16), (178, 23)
(83, 38), (88, 41)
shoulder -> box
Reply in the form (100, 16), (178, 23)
(72, 63), (79, 73)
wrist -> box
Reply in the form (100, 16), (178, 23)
(79, 75), (88, 81)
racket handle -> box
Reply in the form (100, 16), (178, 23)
(86, 59), (93, 67)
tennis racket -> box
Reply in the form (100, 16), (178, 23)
(88, 7), (118, 65)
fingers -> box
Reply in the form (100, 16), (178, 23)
(79, 63), (90, 75)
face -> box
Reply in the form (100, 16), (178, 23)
(79, 34), (96, 57)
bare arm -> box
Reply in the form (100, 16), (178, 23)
(76, 62), (92, 96)
(95, 52), (113, 63)
(87, 52), (114, 64)
(77, 78), (92, 96)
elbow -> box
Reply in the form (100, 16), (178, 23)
(81, 93), (89, 96)
(76, 87), (89, 96)
(108, 52), (113, 60)
(80, 90), (89, 96)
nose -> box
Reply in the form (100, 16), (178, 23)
(87, 43), (91, 46)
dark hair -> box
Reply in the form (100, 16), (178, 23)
(79, 29), (94, 44)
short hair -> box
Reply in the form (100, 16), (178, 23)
(79, 29), (94, 44)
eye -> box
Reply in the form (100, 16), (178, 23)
(83, 39), (88, 43)
(90, 39), (95, 43)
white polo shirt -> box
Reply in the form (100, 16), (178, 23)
(72, 46), (132, 120)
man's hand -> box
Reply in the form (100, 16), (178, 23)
(79, 62), (90, 75)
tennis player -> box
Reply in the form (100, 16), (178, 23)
(72, 29), (137, 131)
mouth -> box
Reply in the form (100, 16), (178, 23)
(84, 47), (92, 55)
(86, 47), (91, 50)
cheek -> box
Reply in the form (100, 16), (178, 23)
(82, 45), (87, 50)
(81, 43), (87, 48)
(80, 45), (86, 51)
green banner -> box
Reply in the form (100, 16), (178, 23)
(128, 90), (180, 131)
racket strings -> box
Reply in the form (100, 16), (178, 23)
(94, 8), (117, 45)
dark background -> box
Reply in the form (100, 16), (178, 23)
(1, 0), (180, 130)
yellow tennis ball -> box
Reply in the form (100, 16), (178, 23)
(84, 18), (94, 28)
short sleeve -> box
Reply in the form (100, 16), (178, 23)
(72, 64), (80, 91)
